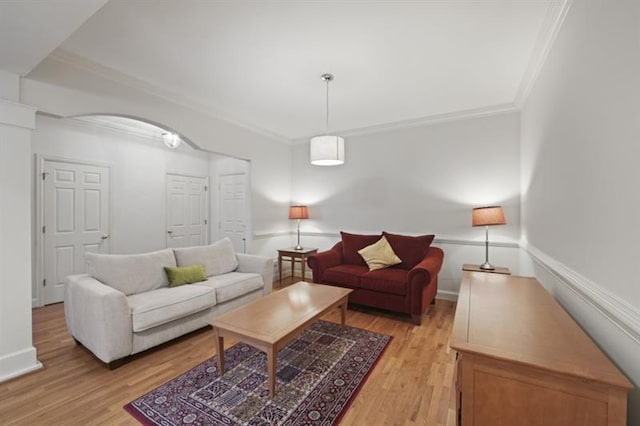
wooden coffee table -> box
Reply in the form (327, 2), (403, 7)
(209, 281), (352, 397)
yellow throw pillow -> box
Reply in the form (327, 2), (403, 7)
(164, 264), (207, 287)
(358, 236), (402, 271)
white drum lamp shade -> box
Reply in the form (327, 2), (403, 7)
(310, 135), (345, 166)
(310, 73), (345, 166)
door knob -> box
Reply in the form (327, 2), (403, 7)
(167, 230), (173, 234)
(101, 234), (109, 240)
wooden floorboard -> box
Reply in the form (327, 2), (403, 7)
(0, 279), (457, 425)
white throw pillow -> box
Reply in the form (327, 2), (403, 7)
(173, 238), (239, 277)
(85, 248), (176, 295)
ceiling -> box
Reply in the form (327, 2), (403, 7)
(6, 1), (568, 141)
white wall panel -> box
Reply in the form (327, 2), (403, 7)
(31, 115), (211, 304)
(520, 0), (640, 423)
(290, 112), (522, 294)
(292, 112), (521, 242)
(0, 96), (41, 382)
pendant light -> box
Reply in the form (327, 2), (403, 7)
(310, 73), (345, 166)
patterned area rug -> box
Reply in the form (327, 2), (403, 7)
(125, 320), (391, 425)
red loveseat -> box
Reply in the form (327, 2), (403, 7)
(307, 232), (444, 325)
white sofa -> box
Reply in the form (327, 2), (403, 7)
(64, 238), (273, 367)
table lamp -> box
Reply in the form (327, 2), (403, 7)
(289, 205), (309, 250)
(472, 206), (506, 270)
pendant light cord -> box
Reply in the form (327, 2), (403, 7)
(325, 77), (330, 136)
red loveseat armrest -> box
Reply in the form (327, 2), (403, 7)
(408, 246), (444, 284)
(306, 242), (343, 283)
(408, 246), (445, 323)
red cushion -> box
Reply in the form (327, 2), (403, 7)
(340, 232), (382, 266)
(322, 264), (369, 288)
(382, 232), (435, 270)
(360, 268), (409, 296)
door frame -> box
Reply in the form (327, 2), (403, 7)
(35, 155), (113, 307)
(217, 172), (252, 254)
(165, 171), (210, 248)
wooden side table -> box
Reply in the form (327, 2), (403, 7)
(277, 247), (318, 284)
(462, 263), (511, 275)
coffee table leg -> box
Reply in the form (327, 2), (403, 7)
(214, 327), (224, 376)
(341, 297), (348, 325)
(267, 347), (276, 397)
(290, 257), (295, 282)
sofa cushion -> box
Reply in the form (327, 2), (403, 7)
(361, 268), (409, 296)
(127, 285), (216, 332)
(322, 264), (369, 288)
(196, 272), (263, 303)
(85, 248), (176, 296)
(383, 232), (435, 270)
(358, 236), (402, 271)
(173, 238), (239, 277)
(164, 264), (207, 287)
(340, 231), (382, 266)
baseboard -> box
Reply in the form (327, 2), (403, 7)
(0, 347), (42, 383)
(436, 290), (458, 302)
(523, 243), (640, 344)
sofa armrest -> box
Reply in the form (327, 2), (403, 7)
(406, 246), (445, 323)
(306, 242), (343, 283)
(64, 274), (132, 363)
(408, 246), (445, 286)
(236, 253), (274, 294)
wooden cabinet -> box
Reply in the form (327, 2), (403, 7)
(451, 271), (632, 426)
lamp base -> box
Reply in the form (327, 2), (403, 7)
(479, 262), (495, 270)
(294, 244), (304, 251)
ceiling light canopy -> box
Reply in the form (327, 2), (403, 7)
(162, 131), (181, 149)
(310, 73), (344, 166)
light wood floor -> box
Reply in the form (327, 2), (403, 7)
(0, 279), (458, 426)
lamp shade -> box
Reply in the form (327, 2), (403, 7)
(472, 206), (506, 226)
(310, 135), (344, 166)
(288, 205), (309, 220)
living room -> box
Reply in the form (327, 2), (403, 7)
(0, 1), (638, 425)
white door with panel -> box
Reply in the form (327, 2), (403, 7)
(166, 174), (208, 248)
(219, 173), (248, 253)
(42, 160), (110, 305)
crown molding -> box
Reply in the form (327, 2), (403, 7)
(47, 49), (291, 145)
(292, 103), (518, 144)
(0, 99), (37, 129)
(48, 0), (572, 147)
(514, 0), (573, 107)
(46, 114), (205, 157)
(72, 116), (165, 143)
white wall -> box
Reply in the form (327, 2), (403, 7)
(22, 57), (293, 258)
(33, 115), (211, 253)
(0, 74), (42, 382)
(291, 112), (522, 296)
(521, 0), (640, 423)
(31, 115), (213, 305)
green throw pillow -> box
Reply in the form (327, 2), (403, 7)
(164, 264), (207, 287)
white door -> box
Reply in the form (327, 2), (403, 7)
(219, 173), (248, 253)
(166, 174), (208, 248)
(42, 160), (110, 305)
